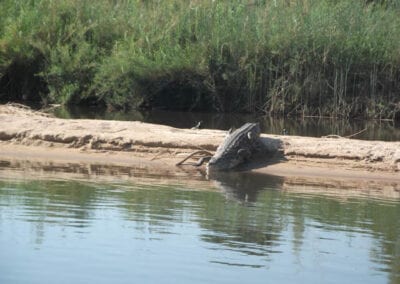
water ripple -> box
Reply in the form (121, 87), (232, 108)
(0, 177), (399, 284)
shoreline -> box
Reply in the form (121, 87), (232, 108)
(1, 143), (399, 199)
(0, 104), (399, 189)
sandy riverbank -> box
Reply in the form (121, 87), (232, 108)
(0, 104), (399, 188)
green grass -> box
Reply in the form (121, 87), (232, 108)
(0, 0), (399, 119)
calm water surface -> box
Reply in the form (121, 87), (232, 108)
(54, 106), (400, 141)
(1, 171), (399, 284)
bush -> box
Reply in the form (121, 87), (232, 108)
(0, 0), (399, 119)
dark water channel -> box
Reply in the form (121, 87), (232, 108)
(54, 106), (400, 141)
(0, 169), (399, 284)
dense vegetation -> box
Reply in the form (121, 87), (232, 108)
(0, 0), (399, 119)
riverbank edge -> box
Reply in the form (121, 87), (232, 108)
(0, 104), (399, 184)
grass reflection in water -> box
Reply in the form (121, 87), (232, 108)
(0, 173), (399, 284)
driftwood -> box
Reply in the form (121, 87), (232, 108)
(323, 128), (367, 139)
(175, 150), (213, 166)
(345, 128), (367, 138)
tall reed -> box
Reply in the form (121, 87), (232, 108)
(0, 0), (399, 119)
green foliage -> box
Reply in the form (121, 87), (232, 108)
(0, 0), (399, 118)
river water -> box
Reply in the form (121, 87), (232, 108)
(1, 107), (399, 283)
(0, 168), (399, 284)
(54, 106), (400, 141)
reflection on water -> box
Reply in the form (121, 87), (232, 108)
(54, 106), (400, 141)
(0, 170), (399, 284)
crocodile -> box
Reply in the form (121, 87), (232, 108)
(207, 122), (262, 171)
(176, 122), (262, 170)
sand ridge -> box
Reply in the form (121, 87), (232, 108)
(0, 104), (399, 185)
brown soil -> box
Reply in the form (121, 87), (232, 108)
(0, 103), (399, 191)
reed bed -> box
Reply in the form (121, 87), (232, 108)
(0, 0), (399, 119)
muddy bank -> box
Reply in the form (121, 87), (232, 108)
(0, 104), (399, 183)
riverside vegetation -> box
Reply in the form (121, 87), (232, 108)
(0, 0), (399, 119)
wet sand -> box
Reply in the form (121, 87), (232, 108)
(0, 104), (399, 192)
